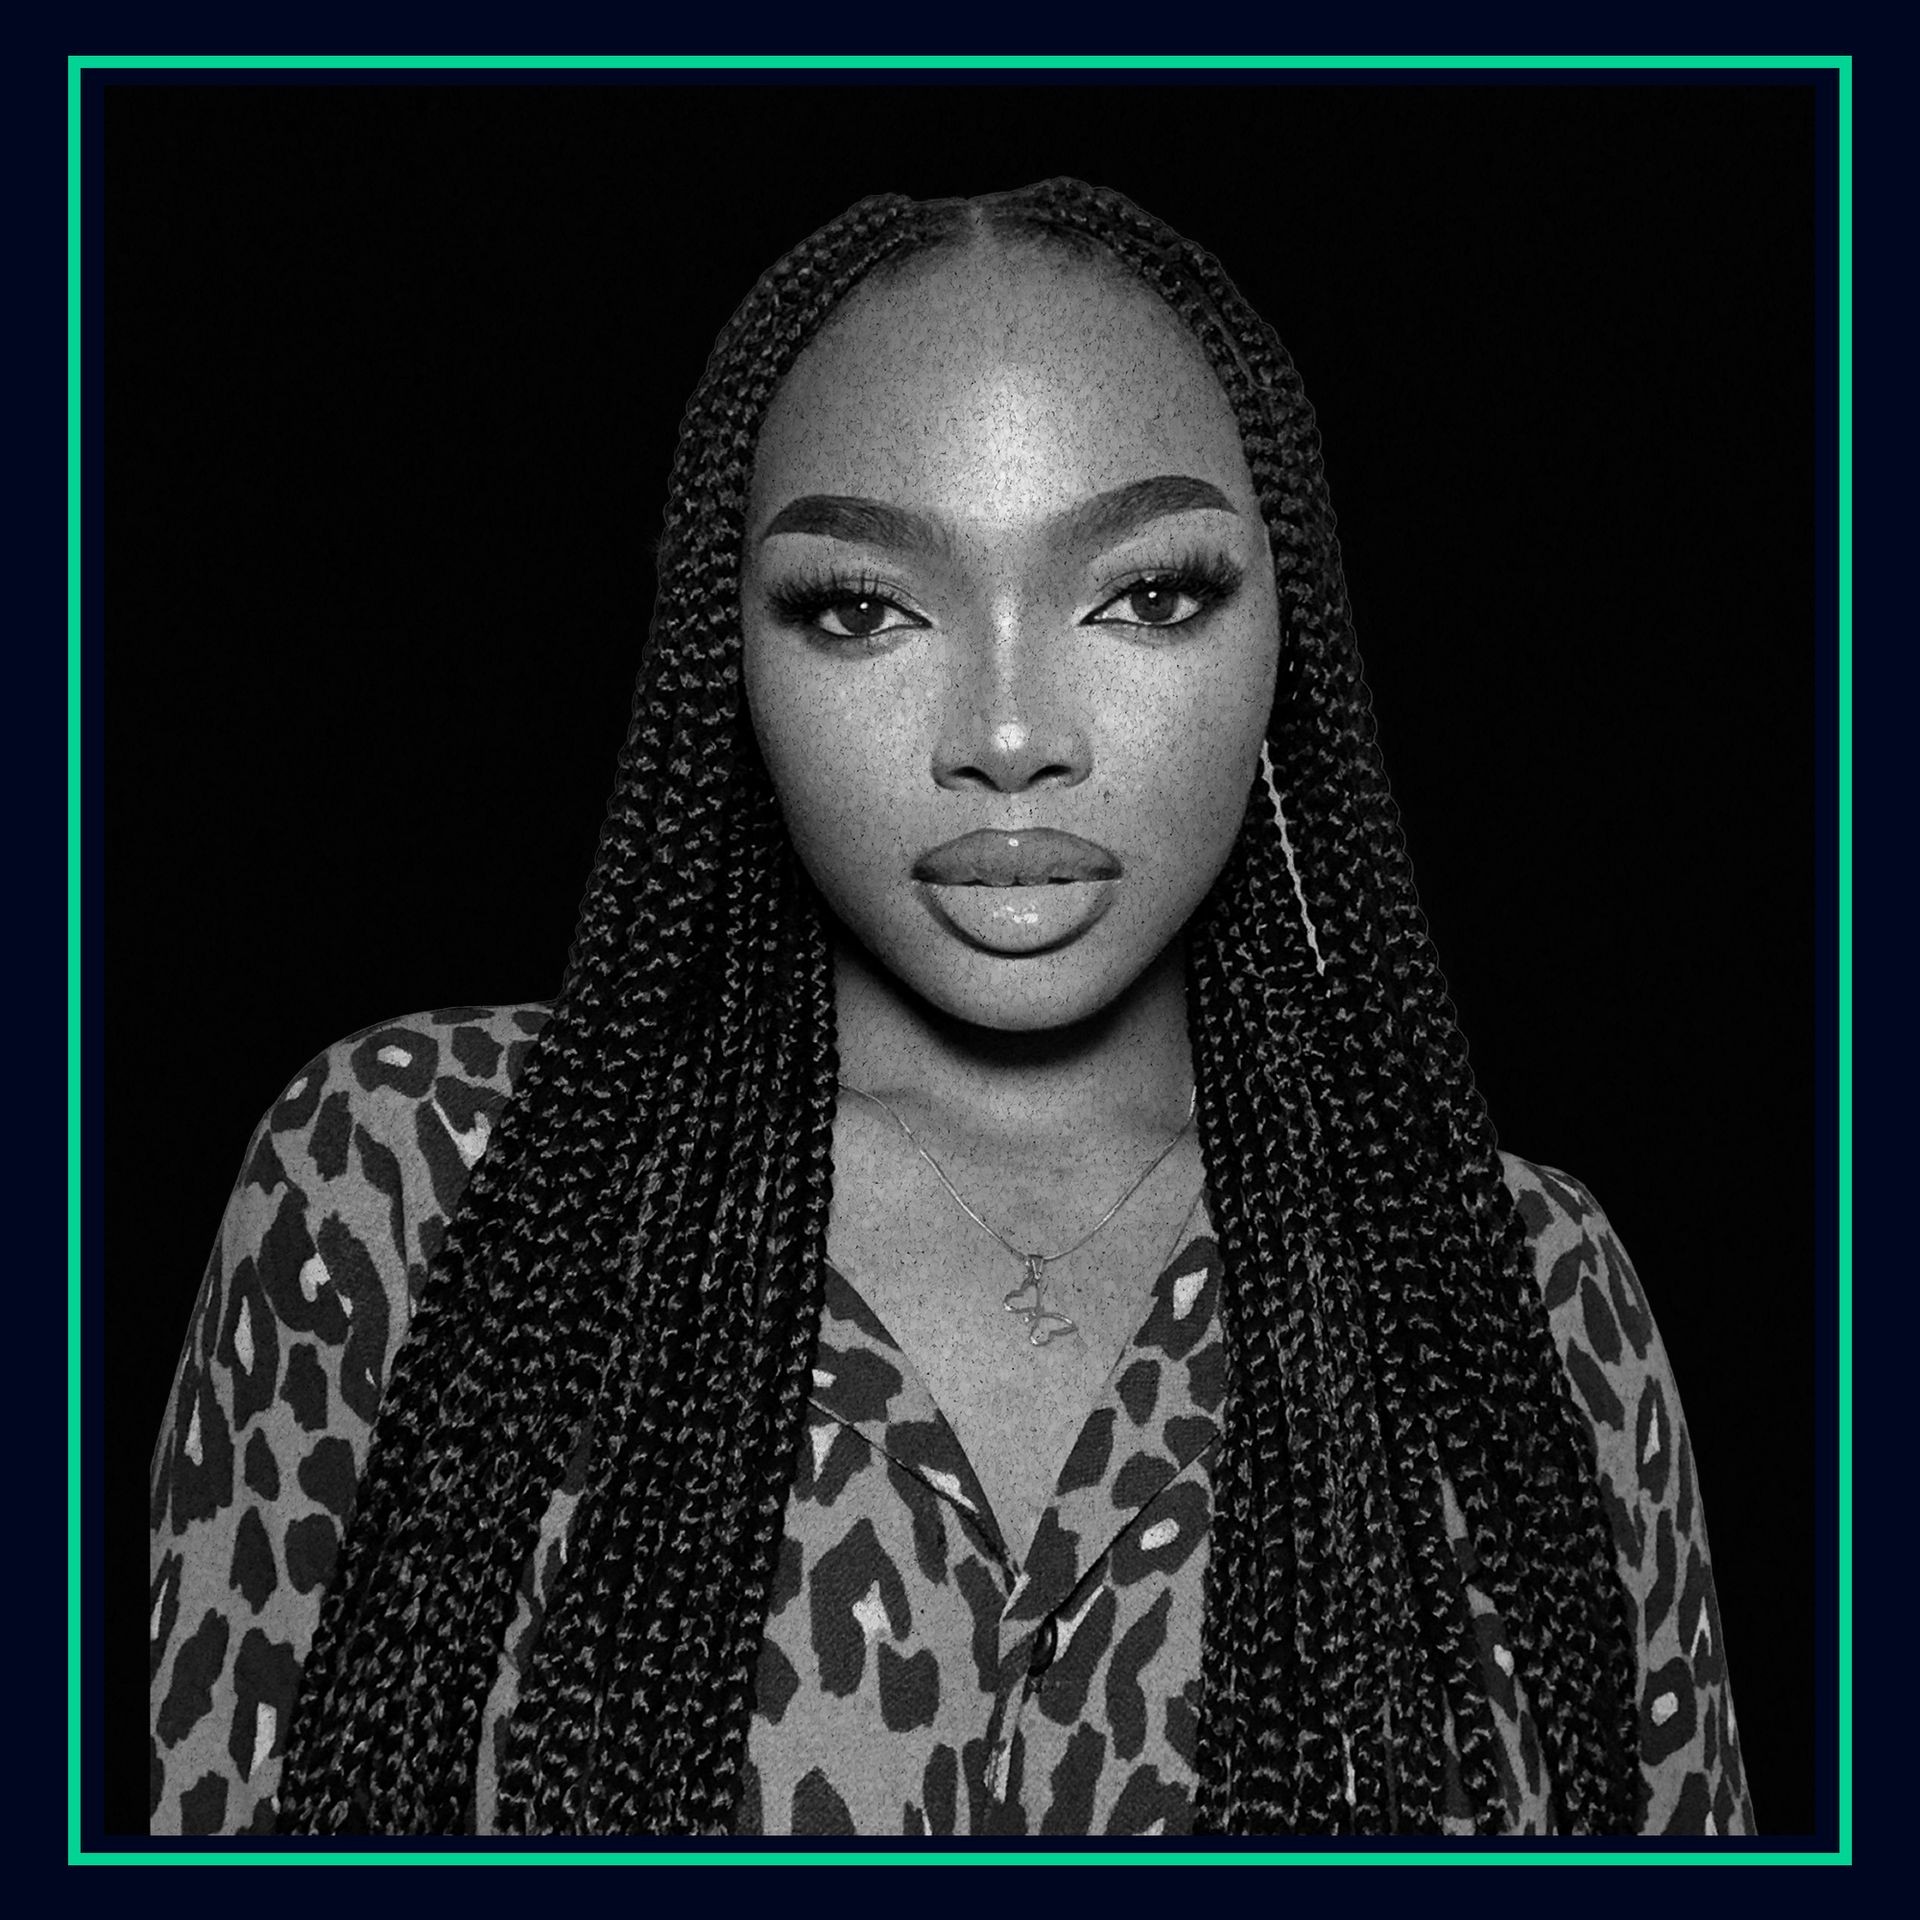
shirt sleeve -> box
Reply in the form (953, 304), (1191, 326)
(147, 1006), (535, 1834)
(1504, 1155), (1758, 1836)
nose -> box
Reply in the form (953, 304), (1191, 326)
(930, 618), (1093, 795)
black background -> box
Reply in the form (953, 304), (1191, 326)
(102, 77), (1826, 1839)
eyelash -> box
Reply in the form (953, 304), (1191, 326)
(1090, 547), (1246, 630)
(765, 546), (1247, 648)
(766, 567), (920, 648)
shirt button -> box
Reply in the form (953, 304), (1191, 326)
(1029, 1615), (1058, 1677)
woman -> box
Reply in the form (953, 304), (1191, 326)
(149, 179), (1752, 1838)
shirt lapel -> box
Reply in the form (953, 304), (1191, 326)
(804, 1261), (1010, 1567)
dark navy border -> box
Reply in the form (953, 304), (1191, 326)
(81, 61), (110, 1860)
(1809, 62), (1842, 1860)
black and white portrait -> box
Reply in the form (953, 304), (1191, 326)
(108, 73), (1825, 1843)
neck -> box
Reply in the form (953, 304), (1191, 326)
(831, 927), (1195, 1151)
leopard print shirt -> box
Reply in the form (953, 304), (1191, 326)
(149, 1004), (1755, 1838)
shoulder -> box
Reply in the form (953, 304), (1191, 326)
(263, 1001), (553, 1160)
(250, 1000), (558, 1358)
(245, 1001), (556, 1298)
(157, 995), (555, 1520)
(1498, 1151), (1623, 1287)
(1496, 1151), (1668, 1462)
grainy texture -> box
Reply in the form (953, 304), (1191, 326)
(150, 1005), (1753, 1837)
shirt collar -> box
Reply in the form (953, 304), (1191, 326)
(807, 1209), (1225, 1630)
(807, 1262), (1009, 1563)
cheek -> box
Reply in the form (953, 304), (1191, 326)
(1102, 636), (1275, 864)
(744, 637), (917, 878)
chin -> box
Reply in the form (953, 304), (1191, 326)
(925, 982), (1115, 1034)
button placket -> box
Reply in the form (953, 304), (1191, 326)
(983, 1610), (1061, 1806)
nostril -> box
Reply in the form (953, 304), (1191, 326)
(944, 765), (1003, 793)
(1030, 763), (1078, 787)
(939, 761), (1081, 794)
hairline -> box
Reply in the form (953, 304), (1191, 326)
(797, 207), (1245, 415)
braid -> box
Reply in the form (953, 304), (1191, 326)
(273, 177), (1641, 1839)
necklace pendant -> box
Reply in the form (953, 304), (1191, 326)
(1005, 1253), (1077, 1348)
(1002, 1252), (1046, 1316)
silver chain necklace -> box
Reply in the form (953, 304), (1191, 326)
(836, 1079), (1198, 1348)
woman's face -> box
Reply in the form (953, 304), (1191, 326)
(741, 243), (1279, 1033)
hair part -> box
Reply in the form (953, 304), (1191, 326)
(272, 178), (1641, 1838)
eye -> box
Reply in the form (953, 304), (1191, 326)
(810, 593), (921, 641)
(1086, 553), (1245, 631)
(1090, 577), (1207, 628)
(765, 571), (928, 646)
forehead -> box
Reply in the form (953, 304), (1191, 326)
(747, 247), (1256, 526)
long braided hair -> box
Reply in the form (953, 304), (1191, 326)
(272, 180), (1642, 1838)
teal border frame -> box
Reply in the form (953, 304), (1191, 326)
(70, 49), (1852, 1867)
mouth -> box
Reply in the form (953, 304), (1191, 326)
(910, 829), (1124, 888)
(910, 831), (1122, 956)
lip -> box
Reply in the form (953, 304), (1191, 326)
(920, 881), (1117, 957)
(911, 828), (1124, 888)
(910, 830), (1123, 957)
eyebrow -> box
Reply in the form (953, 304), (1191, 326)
(756, 473), (1240, 558)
